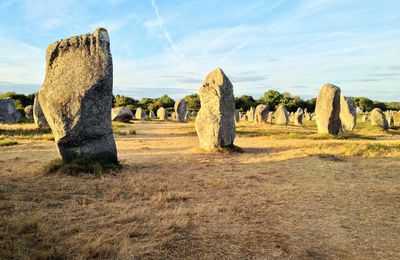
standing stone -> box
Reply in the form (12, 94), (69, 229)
(371, 108), (388, 129)
(157, 107), (168, 120)
(33, 94), (49, 128)
(275, 105), (289, 125)
(254, 104), (269, 124)
(304, 112), (312, 121)
(0, 98), (21, 124)
(268, 112), (274, 124)
(195, 68), (236, 150)
(149, 110), (155, 119)
(294, 108), (303, 126)
(340, 96), (357, 132)
(172, 112), (177, 121)
(135, 107), (146, 120)
(24, 105), (33, 118)
(362, 114), (369, 122)
(112, 108), (133, 122)
(174, 99), (187, 122)
(386, 114), (395, 128)
(38, 28), (117, 162)
(247, 107), (255, 122)
(315, 83), (341, 134)
(185, 111), (190, 121)
(241, 114), (248, 121)
(234, 110), (240, 123)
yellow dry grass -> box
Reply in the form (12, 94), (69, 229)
(0, 119), (399, 259)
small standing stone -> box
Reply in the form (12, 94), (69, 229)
(254, 104), (269, 124)
(33, 94), (49, 128)
(0, 98), (21, 124)
(275, 105), (289, 125)
(315, 83), (341, 134)
(24, 105), (33, 118)
(294, 108), (303, 126)
(112, 108), (133, 122)
(174, 99), (187, 122)
(157, 107), (168, 120)
(135, 108), (146, 120)
(371, 108), (388, 129)
(340, 96), (357, 132)
(247, 107), (255, 122)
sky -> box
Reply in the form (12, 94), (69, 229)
(0, 0), (399, 101)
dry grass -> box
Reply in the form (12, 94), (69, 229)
(0, 123), (53, 141)
(0, 139), (18, 146)
(0, 119), (399, 259)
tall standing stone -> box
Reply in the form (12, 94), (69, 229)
(340, 96), (357, 132)
(195, 68), (236, 150)
(149, 110), (155, 119)
(315, 83), (341, 134)
(24, 105), (33, 119)
(294, 108), (303, 126)
(247, 107), (255, 122)
(157, 107), (168, 120)
(387, 115), (395, 128)
(174, 99), (187, 122)
(371, 108), (388, 129)
(135, 107), (146, 120)
(275, 105), (289, 125)
(0, 98), (21, 124)
(33, 94), (49, 128)
(38, 28), (117, 162)
(254, 104), (269, 124)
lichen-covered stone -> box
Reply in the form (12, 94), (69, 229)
(174, 99), (187, 122)
(112, 108), (133, 122)
(315, 83), (341, 134)
(0, 98), (21, 124)
(255, 104), (269, 124)
(275, 105), (289, 125)
(195, 68), (236, 150)
(371, 108), (388, 129)
(340, 96), (357, 132)
(38, 28), (117, 162)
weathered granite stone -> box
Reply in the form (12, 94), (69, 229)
(247, 107), (255, 122)
(294, 108), (303, 126)
(33, 94), (49, 128)
(24, 105), (33, 118)
(0, 98), (21, 124)
(38, 28), (117, 162)
(371, 108), (388, 129)
(340, 96), (357, 132)
(112, 108), (133, 122)
(315, 83), (341, 134)
(235, 110), (240, 123)
(174, 99), (187, 122)
(157, 107), (168, 120)
(254, 104), (269, 124)
(275, 105), (289, 125)
(195, 68), (236, 150)
(135, 107), (146, 120)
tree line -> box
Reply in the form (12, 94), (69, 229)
(1, 91), (399, 115)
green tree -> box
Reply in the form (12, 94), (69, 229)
(235, 95), (257, 111)
(114, 95), (139, 109)
(184, 94), (200, 111)
(259, 90), (283, 110)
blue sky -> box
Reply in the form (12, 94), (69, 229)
(0, 0), (399, 101)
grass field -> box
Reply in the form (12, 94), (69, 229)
(0, 117), (399, 259)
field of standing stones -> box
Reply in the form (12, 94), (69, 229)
(1, 28), (399, 259)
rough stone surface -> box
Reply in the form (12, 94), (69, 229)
(315, 83), (341, 134)
(135, 108), (146, 120)
(38, 28), (117, 162)
(340, 96), (357, 132)
(268, 112), (274, 124)
(275, 105), (289, 125)
(33, 94), (49, 128)
(24, 105), (33, 118)
(112, 108), (133, 122)
(294, 108), (303, 126)
(362, 114), (369, 122)
(157, 107), (168, 120)
(0, 98), (21, 124)
(241, 114), (248, 121)
(247, 107), (255, 122)
(371, 108), (388, 129)
(255, 104), (269, 124)
(234, 110), (240, 123)
(149, 110), (155, 119)
(195, 68), (236, 150)
(174, 99), (187, 122)
(172, 112), (177, 121)
(387, 115), (395, 128)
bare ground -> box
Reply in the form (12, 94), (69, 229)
(0, 121), (399, 259)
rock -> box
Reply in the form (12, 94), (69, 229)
(112, 108), (133, 122)
(362, 114), (369, 122)
(268, 112), (274, 124)
(174, 99), (187, 122)
(371, 108), (388, 129)
(38, 28), (117, 162)
(241, 114), (248, 121)
(172, 112), (177, 121)
(149, 110), (155, 119)
(386, 114), (395, 128)
(247, 107), (255, 122)
(254, 104), (269, 124)
(315, 83), (341, 134)
(33, 94), (49, 128)
(195, 68), (236, 150)
(135, 107), (146, 120)
(157, 107), (168, 120)
(275, 105), (289, 125)
(0, 98), (21, 124)
(185, 111), (190, 121)
(24, 105), (33, 118)
(234, 110), (240, 123)
(340, 96), (357, 132)
(294, 108), (303, 126)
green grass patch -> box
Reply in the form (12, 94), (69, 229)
(44, 158), (122, 176)
(0, 139), (18, 146)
